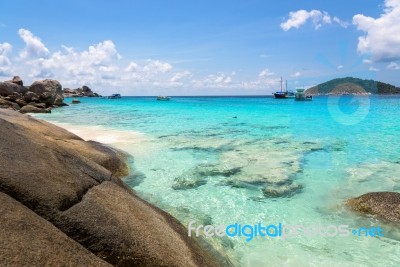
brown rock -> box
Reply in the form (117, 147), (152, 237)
(0, 109), (222, 267)
(15, 99), (28, 107)
(82, 85), (91, 92)
(0, 81), (27, 96)
(57, 102), (70, 106)
(32, 102), (46, 108)
(64, 88), (74, 94)
(0, 98), (20, 110)
(60, 181), (220, 266)
(19, 104), (51, 113)
(0, 82), (14, 96)
(54, 93), (65, 106)
(63, 85), (101, 98)
(347, 192), (400, 223)
(11, 75), (23, 86)
(29, 79), (64, 106)
(0, 192), (111, 267)
(23, 91), (39, 102)
(4, 92), (22, 101)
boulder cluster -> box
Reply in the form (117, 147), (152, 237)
(0, 76), (65, 113)
(63, 85), (101, 97)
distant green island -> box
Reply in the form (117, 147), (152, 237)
(305, 77), (400, 95)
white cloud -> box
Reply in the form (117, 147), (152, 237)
(170, 70), (191, 83)
(259, 54), (271, 58)
(353, 0), (400, 61)
(143, 60), (172, 73)
(210, 73), (232, 84)
(291, 71), (301, 77)
(190, 70), (281, 92)
(259, 69), (274, 78)
(368, 66), (380, 71)
(121, 60), (175, 86)
(333, 17), (349, 28)
(0, 42), (12, 75)
(363, 59), (372, 64)
(0, 43), (12, 66)
(322, 12), (332, 24)
(83, 40), (122, 63)
(191, 72), (235, 88)
(281, 10), (318, 31)
(29, 40), (122, 81)
(18, 28), (49, 59)
(387, 61), (400, 69)
(240, 76), (281, 91)
(281, 10), (348, 31)
(1, 28), (286, 94)
(337, 65), (344, 69)
(125, 61), (138, 72)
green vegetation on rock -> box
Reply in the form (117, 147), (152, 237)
(306, 77), (400, 95)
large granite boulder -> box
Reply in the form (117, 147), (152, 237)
(23, 91), (39, 102)
(29, 79), (64, 106)
(11, 75), (23, 86)
(0, 192), (111, 267)
(0, 98), (20, 110)
(347, 192), (400, 223)
(0, 109), (221, 267)
(19, 104), (51, 113)
(0, 81), (27, 96)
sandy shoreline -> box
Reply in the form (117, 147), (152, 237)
(31, 117), (162, 158)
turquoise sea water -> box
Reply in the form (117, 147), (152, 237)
(35, 95), (400, 266)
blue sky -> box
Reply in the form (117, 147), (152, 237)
(1, 0), (399, 95)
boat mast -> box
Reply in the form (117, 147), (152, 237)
(280, 77), (283, 92)
(286, 80), (288, 93)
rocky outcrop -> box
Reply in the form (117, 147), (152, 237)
(29, 79), (64, 106)
(347, 192), (400, 223)
(0, 109), (221, 267)
(0, 76), (67, 113)
(11, 75), (23, 86)
(63, 85), (101, 97)
(0, 81), (27, 96)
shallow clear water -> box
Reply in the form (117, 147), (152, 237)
(35, 95), (400, 266)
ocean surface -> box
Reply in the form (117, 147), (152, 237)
(34, 95), (400, 267)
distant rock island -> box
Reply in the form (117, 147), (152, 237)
(63, 85), (102, 98)
(306, 77), (400, 95)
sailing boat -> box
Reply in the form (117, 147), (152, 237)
(273, 78), (295, 99)
(273, 77), (286, 98)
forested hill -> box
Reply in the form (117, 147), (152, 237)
(306, 77), (400, 95)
